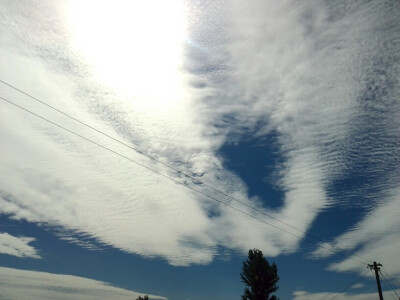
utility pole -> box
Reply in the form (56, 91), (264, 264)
(368, 262), (384, 300)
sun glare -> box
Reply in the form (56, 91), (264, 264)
(67, 0), (187, 107)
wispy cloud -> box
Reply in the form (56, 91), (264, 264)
(312, 189), (400, 277)
(0, 266), (166, 300)
(0, 232), (40, 258)
(351, 283), (364, 289)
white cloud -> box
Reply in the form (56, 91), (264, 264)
(0, 232), (40, 258)
(0, 0), (399, 274)
(217, 0), (400, 281)
(0, 266), (166, 300)
(293, 290), (394, 300)
(312, 189), (400, 280)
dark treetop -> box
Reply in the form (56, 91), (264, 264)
(240, 249), (280, 300)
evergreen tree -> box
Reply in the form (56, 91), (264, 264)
(240, 249), (280, 300)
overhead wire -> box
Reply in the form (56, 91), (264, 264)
(380, 269), (400, 299)
(381, 269), (400, 292)
(0, 81), (372, 265)
(0, 79), (329, 244)
(379, 271), (398, 300)
(0, 80), (373, 265)
(0, 96), (315, 241)
(0, 80), (374, 265)
(0, 95), (372, 267)
(327, 268), (371, 300)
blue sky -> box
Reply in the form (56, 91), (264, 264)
(1, 1), (400, 299)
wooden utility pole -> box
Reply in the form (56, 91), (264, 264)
(368, 262), (384, 300)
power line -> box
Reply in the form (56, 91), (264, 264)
(381, 269), (400, 292)
(380, 269), (400, 299)
(0, 93), (368, 266)
(1, 79), (322, 243)
(0, 79), (374, 265)
(0, 93), (369, 266)
(1, 95), (369, 267)
(327, 268), (371, 300)
(379, 271), (398, 300)
(0, 96), (316, 240)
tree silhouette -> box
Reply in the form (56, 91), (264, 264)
(136, 296), (149, 300)
(240, 249), (280, 300)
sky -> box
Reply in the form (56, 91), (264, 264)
(0, 0), (399, 299)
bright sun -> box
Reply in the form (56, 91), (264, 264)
(67, 0), (187, 107)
